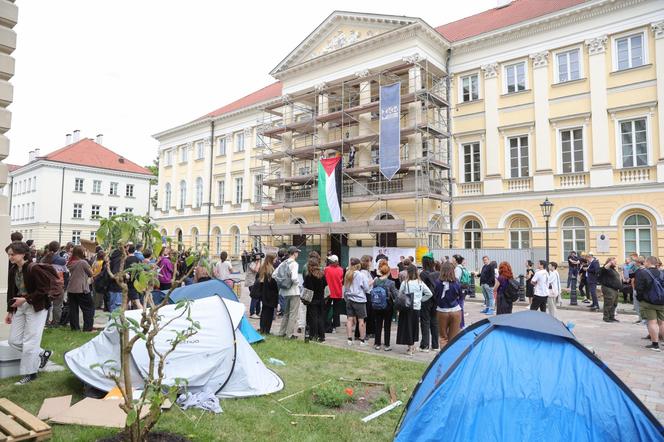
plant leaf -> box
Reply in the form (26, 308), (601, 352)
(126, 408), (138, 427)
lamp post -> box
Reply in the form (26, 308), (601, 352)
(539, 198), (554, 267)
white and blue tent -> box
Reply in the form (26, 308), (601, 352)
(396, 310), (663, 442)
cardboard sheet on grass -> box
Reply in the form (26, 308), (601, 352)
(49, 398), (149, 429)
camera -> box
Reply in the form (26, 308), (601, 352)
(252, 251), (265, 260)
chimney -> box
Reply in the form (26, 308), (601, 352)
(73, 129), (80, 143)
(118, 157), (125, 164)
(66, 133), (72, 145)
(96, 133), (103, 144)
(28, 150), (34, 162)
(34, 148), (40, 158)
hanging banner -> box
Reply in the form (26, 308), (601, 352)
(318, 156), (342, 223)
(379, 82), (401, 181)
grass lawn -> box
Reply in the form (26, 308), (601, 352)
(0, 328), (427, 441)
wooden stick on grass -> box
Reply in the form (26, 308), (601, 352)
(277, 379), (332, 402)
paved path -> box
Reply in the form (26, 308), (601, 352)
(242, 292), (664, 422)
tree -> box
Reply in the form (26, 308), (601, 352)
(95, 213), (209, 441)
(145, 156), (159, 211)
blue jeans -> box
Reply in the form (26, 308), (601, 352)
(481, 284), (494, 309)
(108, 292), (123, 312)
(250, 298), (261, 316)
(278, 294), (285, 314)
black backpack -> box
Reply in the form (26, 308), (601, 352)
(94, 266), (112, 293)
(505, 278), (520, 302)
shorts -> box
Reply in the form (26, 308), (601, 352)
(346, 300), (367, 319)
(639, 301), (664, 321)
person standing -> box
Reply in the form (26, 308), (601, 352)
(303, 256), (327, 343)
(397, 264), (431, 356)
(479, 256), (496, 315)
(599, 257), (622, 323)
(586, 253), (600, 311)
(134, 243), (145, 262)
(5, 242), (53, 385)
(66, 246), (95, 331)
(372, 259), (397, 351)
(525, 260), (535, 306)
(214, 251), (234, 287)
(359, 255), (375, 339)
(418, 254), (439, 352)
(246, 253), (262, 319)
(530, 260), (549, 312)
(621, 257), (635, 304)
(40, 241), (68, 327)
(547, 262), (561, 319)
(157, 248), (174, 291)
(343, 257), (369, 346)
(452, 255), (470, 328)
(435, 262), (462, 347)
(274, 247), (300, 339)
(579, 256), (590, 304)
(567, 251), (580, 304)
(494, 262), (515, 315)
(634, 256), (664, 351)
(324, 255), (343, 333)
(255, 254), (278, 334)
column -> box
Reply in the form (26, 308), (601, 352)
(481, 62), (502, 194)
(356, 72), (372, 167)
(185, 142), (194, 207)
(406, 63), (422, 160)
(530, 51), (554, 191)
(652, 22), (664, 182)
(585, 35), (612, 188)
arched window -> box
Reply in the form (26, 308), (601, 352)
(230, 226), (241, 256)
(463, 219), (481, 249)
(624, 214), (652, 257)
(212, 227), (222, 256)
(376, 213), (397, 247)
(509, 218), (531, 249)
(562, 216), (586, 257)
(292, 218), (307, 247)
(164, 183), (171, 210)
(194, 177), (203, 208)
(191, 227), (199, 248)
(175, 229), (183, 251)
(178, 180), (187, 210)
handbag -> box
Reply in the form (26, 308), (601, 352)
(395, 281), (414, 311)
(300, 287), (314, 305)
(249, 281), (261, 300)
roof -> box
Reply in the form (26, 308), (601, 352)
(6, 163), (20, 172)
(199, 81), (282, 120)
(15, 138), (151, 175)
(436, 0), (589, 42)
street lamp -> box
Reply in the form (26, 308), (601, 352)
(539, 197), (554, 267)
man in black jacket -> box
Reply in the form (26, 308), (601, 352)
(598, 257), (622, 323)
(586, 253), (600, 311)
(634, 256), (664, 352)
(479, 256), (495, 315)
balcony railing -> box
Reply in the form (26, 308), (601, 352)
(458, 182), (483, 196)
(557, 172), (589, 189)
(505, 177), (532, 192)
(618, 167), (654, 184)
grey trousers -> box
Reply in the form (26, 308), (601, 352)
(8, 303), (48, 375)
(49, 295), (64, 325)
(278, 295), (301, 337)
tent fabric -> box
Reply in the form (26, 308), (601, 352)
(167, 279), (263, 344)
(397, 311), (663, 442)
(65, 296), (283, 398)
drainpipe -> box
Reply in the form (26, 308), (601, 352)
(7, 176), (12, 217)
(58, 167), (65, 244)
(147, 180), (152, 217)
(206, 119), (215, 246)
(446, 47), (454, 248)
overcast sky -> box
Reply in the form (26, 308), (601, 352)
(7, 0), (496, 167)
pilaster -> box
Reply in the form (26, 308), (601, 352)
(481, 62), (502, 194)
(530, 51), (554, 191)
(407, 62), (422, 161)
(357, 75), (372, 167)
(652, 22), (664, 182)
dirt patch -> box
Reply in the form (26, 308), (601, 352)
(339, 385), (388, 413)
(97, 431), (191, 442)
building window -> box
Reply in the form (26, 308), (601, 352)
(30, 202), (35, 219)
(218, 137), (227, 156)
(615, 33), (644, 71)
(508, 136), (529, 178)
(125, 184), (134, 197)
(93, 180), (101, 193)
(91, 204), (100, 219)
(463, 219), (482, 249)
(217, 180), (225, 206)
(620, 118), (647, 168)
(73, 203), (83, 219)
(509, 218), (531, 249)
(90, 231), (97, 242)
(72, 230), (81, 245)
(164, 183), (171, 209)
(27, 178), (31, 192)
(109, 206), (117, 217)
(191, 228), (199, 248)
(234, 177), (243, 205)
(254, 174), (263, 203)
(125, 207), (133, 213)
(110, 182), (118, 196)
(235, 132), (245, 152)
(560, 128), (584, 173)
(213, 228), (221, 255)
(623, 214), (651, 257)
(562, 216), (586, 258)
(165, 149), (173, 166)
(179, 180), (187, 209)
(74, 178), (84, 192)
(194, 177), (203, 208)
(556, 49), (580, 83)
(195, 141), (205, 160)
(461, 74), (479, 102)
(504, 61), (526, 93)
(32, 176), (36, 192)
(180, 145), (188, 163)
(230, 226), (241, 255)
(462, 142), (480, 183)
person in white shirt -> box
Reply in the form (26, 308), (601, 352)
(530, 260), (549, 312)
(214, 251), (234, 287)
(547, 262), (562, 319)
(274, 247), (301, 339)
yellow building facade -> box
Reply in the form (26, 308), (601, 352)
(154, 1), (664, 264)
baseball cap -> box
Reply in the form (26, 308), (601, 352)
(287, 246), (301, 255)
(423, 252), (434, 260)
(328, 254), (339, 262)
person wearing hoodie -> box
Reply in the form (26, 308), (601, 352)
(66, 246), (94, 331)
(435, 262), (463, 348)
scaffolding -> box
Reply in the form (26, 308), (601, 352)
(250, 58), (452, 251)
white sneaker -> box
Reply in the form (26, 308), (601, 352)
(347, 339), (353, 346)
(419, 348), (430, 353)
(359, 340), (367, 347)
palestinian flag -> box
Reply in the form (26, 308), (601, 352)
(318, 156), (342, 223)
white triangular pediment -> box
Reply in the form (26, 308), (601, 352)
(271, 11), (419, 75)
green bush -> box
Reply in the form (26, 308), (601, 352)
(312, 382), (355, 408)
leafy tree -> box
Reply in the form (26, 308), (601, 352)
(145, 156), (158, 210)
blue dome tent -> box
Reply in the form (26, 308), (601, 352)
(396, 310), (663, 442)
(164, 279), (263, 344)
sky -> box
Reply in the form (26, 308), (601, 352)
(7, 0), (497, 168)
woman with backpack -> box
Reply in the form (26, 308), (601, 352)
(396, 264), (432, 356)
(435, 262), (463, 347)
(372, 259), (398, 351)
(343, 257), (370, 346)
(254, 254), (279, 334)
(303, 256), (327, 342)
(66, 246), (95, 332)
(494, 261), (515, 315)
